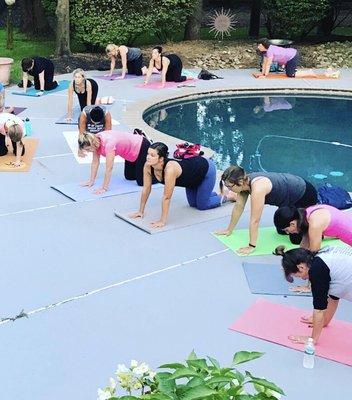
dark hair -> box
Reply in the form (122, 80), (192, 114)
(90, 106), (104, 123)
(257, 38), (270, 50)
(150, 142), (169, 159)
(153, 46), (163, 54)
(274, 246), (315, 282)
(220, 165), (247, 192)
(274, 206), (309, 233)
(21, 58), (34, 72)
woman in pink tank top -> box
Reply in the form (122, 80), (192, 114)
(274, 204), (352, 251)
(77, 129), (151, 194)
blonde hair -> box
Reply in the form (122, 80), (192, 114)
(7, 123), (24, 145)
(105, 44), (119, 57)
(78, 132), (100, 150)
(72, 68), (86, 79)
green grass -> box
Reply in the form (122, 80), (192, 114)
(0, 29), (55, 84)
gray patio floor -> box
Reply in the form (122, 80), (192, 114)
(1, 69), (351, 400)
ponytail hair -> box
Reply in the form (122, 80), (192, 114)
(274, 245), (315, 282)
(78, 132), (100, 150)
(150, 141), (168, 159)
(273, 206), (309, 234)
(72, 68), (86, 80)
(153, 46), (163, 55)
(220, 165), (248, 193)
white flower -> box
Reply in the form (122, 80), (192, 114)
(149, 371), (156, 379)
(130, 359), (138, 368)
(116, 363), (129, 374)
(133, 362), (149, 376)
(97, 388), (111, 400)
(109, 377), (117, 390)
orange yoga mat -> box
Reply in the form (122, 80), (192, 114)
(252, 73), (338, 79)
(0, 138), (39, 172)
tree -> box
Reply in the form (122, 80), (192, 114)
(20, 0), (52, 36)
(249, 0), (262, 38)
(184, 0), (203, 40)
(55, 0), (71, 57)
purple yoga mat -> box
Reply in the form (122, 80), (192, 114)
(12, 107), (27, 115)
(135, 80), (196, 90)
(93, 74), (141, 81)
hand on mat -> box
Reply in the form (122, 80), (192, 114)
(93, 187), (107, 195)
(150, 220), (165, 228)
(80, 180), (94, 188)
(214, 229), (233, 236)
(237, 246), (255, 255)
(116, 76), (124, 80)
(129, 211), (144, 219)
(78, 149), (87, 158)
(288, 334), (310, 344)
(289, 285), (311, 293)
(300, 315), (313, 326)
(6, 161), (24, 168)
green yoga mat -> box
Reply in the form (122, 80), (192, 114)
(213, 226), (345, 256)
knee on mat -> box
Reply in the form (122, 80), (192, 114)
(196, 202), (209, 211)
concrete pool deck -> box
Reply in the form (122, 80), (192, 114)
(0, 69), (351, 400)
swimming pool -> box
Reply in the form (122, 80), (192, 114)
(144, 94), (352, 189)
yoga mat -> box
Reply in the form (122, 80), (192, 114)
(252, 73), (339, 80)
(93, 74), (141, 81)
(230, 298), (352, 366)
(12, 107), (27, 115)
(0, 138), (38, 172)
(115, 201), (232, 234)
(51, 177), (150, 201)
(62, 131), (124, 164)
(242, 262), (311, 297)
(12, 80), (70, 96)
(135, 79), (196, 90)
(214, 226), (344, 256)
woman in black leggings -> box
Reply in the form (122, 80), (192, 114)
(21, 57), (58, 95)
(66, 69), (99, 122)
(144, 46), (187, 88)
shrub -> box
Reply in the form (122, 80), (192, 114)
(264, 0), (330, 39)
(70, 0), (197, 48)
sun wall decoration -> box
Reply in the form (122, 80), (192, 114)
(208, 8), (237, 39)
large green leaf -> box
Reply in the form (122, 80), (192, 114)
(186, 359), (208, 370)
(156, 372), (176, 398)
(206, 376), (234, 387)
(186, 377), (204, 388)
(159, 363), (185, 370)
(181, 385), (217, 400)
(232, 352), (264, 366)
(168, 368), (200, 380)
(246, 372), (285, 396)
(207, 356), (220, 370)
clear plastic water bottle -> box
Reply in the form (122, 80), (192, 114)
(24, 117), (32, 136)
(303, 337), (315, 369)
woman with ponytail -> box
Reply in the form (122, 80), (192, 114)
(130, 142), (236, 228)
(215, 166), (317, 254)
(274, 245), (352, 344)
(78, 129), (153, 193)
(0, 113), (26, 167)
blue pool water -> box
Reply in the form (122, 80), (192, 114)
(144, 95), (352, 189)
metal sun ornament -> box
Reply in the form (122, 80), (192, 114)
(208, 8), (237, 40)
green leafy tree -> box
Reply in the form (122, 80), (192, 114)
(264, 0), (330, 39)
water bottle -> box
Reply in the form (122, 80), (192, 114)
(24, 118), (32, 136)
(303, 337), (315, 369)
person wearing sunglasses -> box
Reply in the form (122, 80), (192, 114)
(215, 166), (317, 254)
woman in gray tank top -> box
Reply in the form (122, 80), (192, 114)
(105, 44), (147, 79)
(215, 165), (317, 255)
(275, 245), (352, 344)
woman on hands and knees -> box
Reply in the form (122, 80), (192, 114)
(144, 46), (187, 88)
(78, 129), (152, 193)
(275, 245), (352, 345)
(0, 113), (26, 167)
(215, 166), (317, 255)
(130, 142), (235, 228)
(105, 44), (147, 79)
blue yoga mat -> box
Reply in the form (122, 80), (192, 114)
(55, 106), (81, 125)
(12, 80), (70, 97)
(51, 177), (161, 202)
(242, 262), (311, 297)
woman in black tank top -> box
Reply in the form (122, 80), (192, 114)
(66, 69), (99, 122)
(130, 142), (231, 229)
(215, 165), (317, 255)
(143, 46), (187, 88)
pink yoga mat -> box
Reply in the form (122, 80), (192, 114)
(230, 298), (352, 366)
(94, 74), (140, 81)
(135, 80), (196, 90)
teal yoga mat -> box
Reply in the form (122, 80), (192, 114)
(12, 80), (70, 97)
